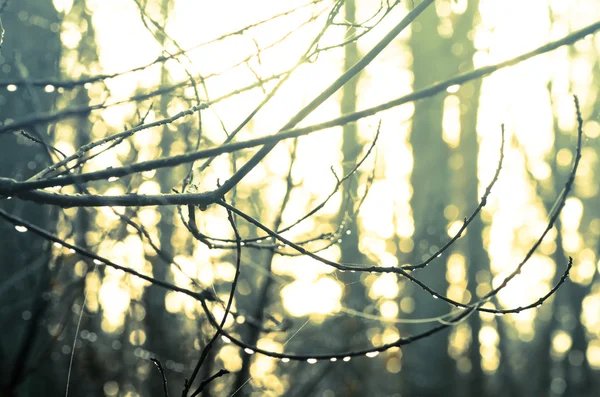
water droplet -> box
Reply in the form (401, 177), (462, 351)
(281, 358), (290, 363)
(44, 84), (55, 93)
(93, 259), (102, 265)
(54, 242), (62, 248)
(69, 248), (76, 254)
(345, 230), (351, 235)
(108, 176), (119, 182)
(446, 84), (460, 93)
(432, 295), (439, 299)
(330, 358), (337, 362)
(307, 358), (317, 364)
(15, 225), (27, 233)
(7, 84), (17, 92)
(244, 348), (254, 355)
(366, 351), (379, 358)
(221, 336), (231, 343)
(343, 356), (351, 362)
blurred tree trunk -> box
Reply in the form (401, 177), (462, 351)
(141, 1), (182, 396)
(529, 86), (594, 397)
(560, 119), (594, 397)
(336, 0), (371, 395)
(453, 2), (489, 396)
(403, 4), (454, 396)
(283, 1), (371, 394)
(69, 2), (109, 394)
(0, 1), (61, 396)
(565, 281), (594, 396)
(560, 61), (600, 397)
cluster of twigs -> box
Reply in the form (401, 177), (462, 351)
(0, 0), (592, 395)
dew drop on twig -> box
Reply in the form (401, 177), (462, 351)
(446, 84), (460, 93)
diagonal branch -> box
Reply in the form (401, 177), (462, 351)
(2, 19), (597, 200)
(212, 0), (435, 198)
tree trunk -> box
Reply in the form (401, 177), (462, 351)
(403, 4), (454, 396)
(0, 1), (61, 396)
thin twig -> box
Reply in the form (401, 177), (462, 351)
(150, 358), (169, 397)
(3, 19), (597, 199)
(0, 208), (215, 303)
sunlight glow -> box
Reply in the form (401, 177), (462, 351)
(380, 300), (399, 319)
(587, 340), (600, 369)
(281, 277), (342, 317)
(369, 274), (400, 300)
(552, 330), (572, 357)
(449, 324), (470, 359)
(442, 95), (461, 148)
(219, 345), (242, 372)
(42, 0), (600, 393)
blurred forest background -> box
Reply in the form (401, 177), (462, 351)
(0, 0), (599, 396)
